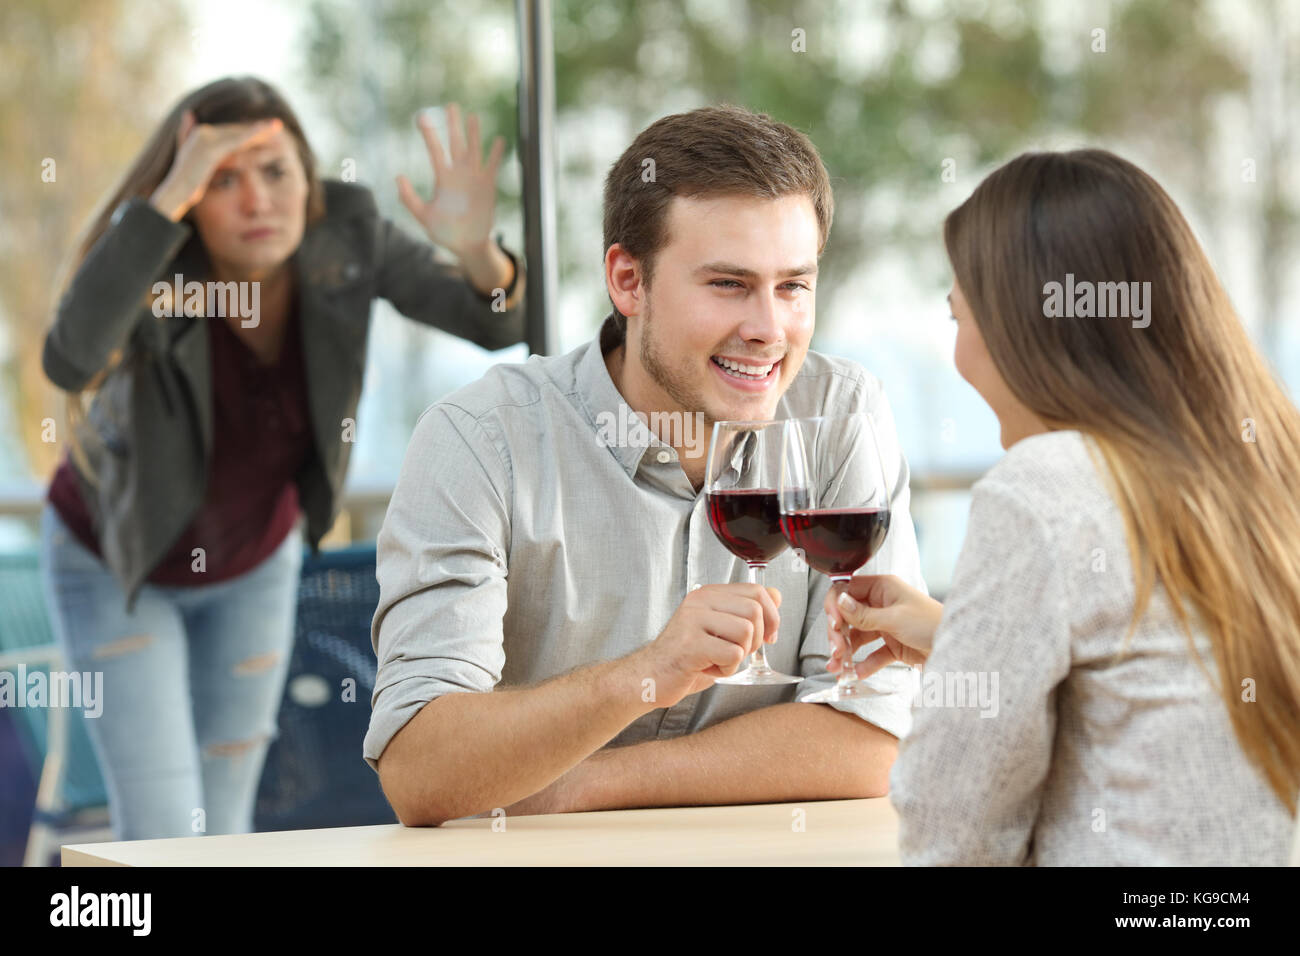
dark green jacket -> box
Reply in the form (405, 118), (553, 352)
(42, 179), (524, 612)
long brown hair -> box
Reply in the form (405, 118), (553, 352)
(944, 148), (1300, 815)
(55, 76), (325, 481)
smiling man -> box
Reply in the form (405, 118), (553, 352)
(365, 104), (927, 825)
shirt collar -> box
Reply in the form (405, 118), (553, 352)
(575, 314), (680, 479)
(575, 315), (769, 484)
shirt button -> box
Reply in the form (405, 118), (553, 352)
(656, 450), (672, 464)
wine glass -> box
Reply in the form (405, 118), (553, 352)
(779, 412), (892, 703)
(704, 420), (802, 685)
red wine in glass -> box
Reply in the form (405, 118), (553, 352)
(706, 489), (788, 565)
(779, 413), (894, 703)
(703, 421), (802, 685)
(778, 507), (891, 577)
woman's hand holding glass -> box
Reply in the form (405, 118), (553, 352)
(823, 573), (943, 678)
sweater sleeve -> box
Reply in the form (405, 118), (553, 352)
(889, 479), (1073, 865)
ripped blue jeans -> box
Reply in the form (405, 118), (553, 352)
(38, 501), (302, 841)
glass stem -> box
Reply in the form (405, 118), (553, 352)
(748, 563), (773, 672)
(831, 575), (856, 687)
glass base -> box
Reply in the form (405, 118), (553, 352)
(714, 663), (803, 685)
(798, 680), (888, 703)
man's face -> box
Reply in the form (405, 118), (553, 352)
(628, 193), (819, 425)
(189, 128), (308, 280)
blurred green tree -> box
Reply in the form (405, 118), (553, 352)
(1, 0), (189, 479)
(4, 0), (1289, 481)
(300, 0), (1265, 351)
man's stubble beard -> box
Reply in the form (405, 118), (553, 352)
(637, 294), (721, 428)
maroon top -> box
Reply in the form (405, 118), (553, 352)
(48, 306), (314, 586)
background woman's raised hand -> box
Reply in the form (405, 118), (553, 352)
(396, 103), (505, 258)
(150, 110), (283, 221)
(823, 573), (943, 679)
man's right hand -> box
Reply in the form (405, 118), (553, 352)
(624, 583), (782, 710)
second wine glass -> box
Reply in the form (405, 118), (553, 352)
(779, 412), (893, 703)
(704, 420), (802, 685)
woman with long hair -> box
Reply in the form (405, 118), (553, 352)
(39, 76), (525, 841)
(826, 149), (1299, 864)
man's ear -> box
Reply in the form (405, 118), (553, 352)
(604, 243), (643, 319)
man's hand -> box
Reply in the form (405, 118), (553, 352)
(623, 583), (782, 710)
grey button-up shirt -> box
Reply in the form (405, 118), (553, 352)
(363, 317), (926, 773)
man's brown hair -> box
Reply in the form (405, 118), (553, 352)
(601, 103), (834, 338)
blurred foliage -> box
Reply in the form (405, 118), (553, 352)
(1, 0), (1289, 480)
(0, 0), (189, 479)
(301, 0), (1256, 341)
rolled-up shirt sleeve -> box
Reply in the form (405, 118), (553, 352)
(795, 378), (927, 739)
(889, 481), (1071, 864)
(363, 401), (512, 773)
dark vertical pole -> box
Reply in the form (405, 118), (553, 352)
(516, 0), (559, 356)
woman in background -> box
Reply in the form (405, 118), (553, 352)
(39, 76), (524, 840)
(827, 148), (1299, 865)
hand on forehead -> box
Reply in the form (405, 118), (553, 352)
(215, 128), (295, 170)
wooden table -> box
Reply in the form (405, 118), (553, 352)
(62, 798), (899, 866)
